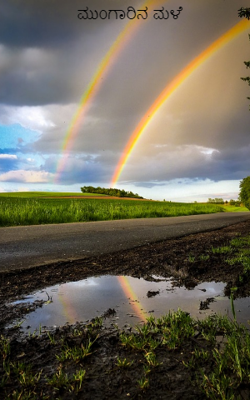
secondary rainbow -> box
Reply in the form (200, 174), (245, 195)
(111, 18), (250, 186)
(54, 0), (164, 183)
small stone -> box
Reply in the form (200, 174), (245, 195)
(147, 290), (160, 298)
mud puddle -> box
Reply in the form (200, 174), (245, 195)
(8, 275), (250, 333)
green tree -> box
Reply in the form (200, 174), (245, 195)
(80, 186), (143, 199)
(239, 176), (250, 210)
(207, 198), (224, 204)
(238, 8), (250, 108)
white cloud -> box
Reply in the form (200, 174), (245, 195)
(196, 146), (220, 155)
(0, 105), (55, 133)
(0, 170), (54, 183)
(0, 154), (18, 159)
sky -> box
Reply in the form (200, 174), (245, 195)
(0, 0), (249, 201)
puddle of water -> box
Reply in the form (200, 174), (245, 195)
(9, 275), (250, 333)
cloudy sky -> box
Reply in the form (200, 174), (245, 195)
(0, 0), (249, 201)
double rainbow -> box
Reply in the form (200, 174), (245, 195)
(57, 276), (148, 325)
(54, 0), (164, 183)
(54, 8), (250, 186)
(111, 18), (250, 185)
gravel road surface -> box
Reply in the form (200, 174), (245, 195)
(1, 212), (250, 272)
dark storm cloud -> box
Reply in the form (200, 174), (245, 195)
(0, 0), (142, 48)
(0, 0), (245, 109)
(0, 1), (88, 48)
(0, 57), (78, 106)
(0, 1), (76, 48)
(0, 0), (142, 106)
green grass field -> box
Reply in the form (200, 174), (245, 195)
(0, 192), (227, 227)
(221, 204), (249, 212)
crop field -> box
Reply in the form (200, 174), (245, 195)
(0, 192), (226, 227)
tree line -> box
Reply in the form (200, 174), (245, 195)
(207, 198), (241, 206)
(207, 175), (250, 210)
(239, 177), (250, 210)
(80, 186), (144, 199)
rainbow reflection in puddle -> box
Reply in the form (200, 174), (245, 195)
(9, 275), (250, 333)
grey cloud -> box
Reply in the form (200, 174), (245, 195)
(0, 0), (143, 49)
(39, 142), (250, 187)
(132, 177), (210, 189)
(119, 144), (250, 184)
(132, 181), (172, 188)
(0, 43), (99, 106)
(0, 0), (244, 109)
(41, 151), (116, 184)
(0, 1), (138, 106)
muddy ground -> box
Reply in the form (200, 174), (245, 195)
(1, 219), (250, 399)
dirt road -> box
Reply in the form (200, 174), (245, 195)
(1, 212), (250, 272)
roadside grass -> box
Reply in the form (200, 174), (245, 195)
(224, 235), (250, 284)
(221, 205), (249, 212)
(1, 311), (250, 399)
(0, 194), (224, 227)
(194, 233), (250, 287)
(211, 245), (233, 254)
(184, 313), (250, 399)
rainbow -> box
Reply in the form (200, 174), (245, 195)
(58, 286), (79, 324)
(111, 18), (250, 185)
(117, 276), (148, 322)
(57, 276), (148, 325)
(54, 0), (164, 183)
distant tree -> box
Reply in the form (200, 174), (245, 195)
(80, 186), (143, 199)
(207, 198), (224, 204)
(216, 198), (224, 204)
(239, 176), (250, 210)
(238, 8), (250, 109)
